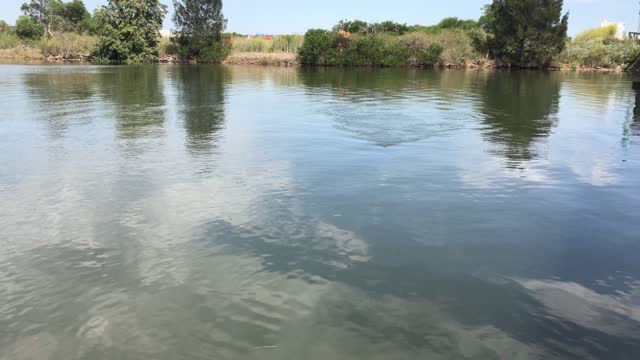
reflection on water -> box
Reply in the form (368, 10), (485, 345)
(172, 65), (229, 156)
(102, 66), (167, 140)
(630, 82), (640, 136)
(478, 71), (560, 166)
(1, 65), (640, 360)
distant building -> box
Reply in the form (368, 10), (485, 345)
(601, 20), (625, 40)
(159, 29), (172, 38)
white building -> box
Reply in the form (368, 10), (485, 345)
(601, 20), (625, 40)
(159, 29), (172, 38)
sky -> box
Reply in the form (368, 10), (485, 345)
(1, 0), (638, 36)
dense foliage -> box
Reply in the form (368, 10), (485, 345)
(299, 20), (480, 67)
(482, 0), (568, 67)
(49, 0), (94, 33)
(172, 0), (230, 61)
(333, 20), (411, 35)
(301, 30), (426, 67)
(15, 16), (45, 39)
(21, 0), (94, 36)
(93, 0), (167, 63)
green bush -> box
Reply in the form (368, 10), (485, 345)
(158, 36), (178, 58)
(398, 32), (442, 65)
(15, 16), (44, 40)
(299, 26), (477, 67)
(430, 30), (478, 66)
(608, 40), (640, 65)
(199, 40), (232, 62)
(299, 29), (339, 65)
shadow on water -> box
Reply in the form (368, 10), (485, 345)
(476, 71), (560, 167)
(170, 65), (229, 156)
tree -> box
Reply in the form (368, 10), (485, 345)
(46, 0), (91, 33)
(16, 15), (45, 39)
(21, 0), (49, 24)
(483, 0), (568, 68)
(93, 0), (167, 63)
(172, 0), (229, 61)
(56, 0), (92, 33)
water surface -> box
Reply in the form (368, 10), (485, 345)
(1, 65), (639, 359)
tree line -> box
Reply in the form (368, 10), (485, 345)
(300, 0), (570, 68)
(9, 0), (229, 63)
(4, 0), (637, 68)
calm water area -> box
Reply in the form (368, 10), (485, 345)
(1, 64), (639, 359)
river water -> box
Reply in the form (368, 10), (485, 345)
(1, 65), (639, 359)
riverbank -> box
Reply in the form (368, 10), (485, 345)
(224, 52), (298, 66)
(0, 54), (631, 73)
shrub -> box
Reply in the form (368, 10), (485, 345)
(399, 32), (441, 65)
(349, 35), (386, 65)
(158, 36), (178, 58)
(15, 16), (44, 40)
(608, 40), (640, 65)
(430, 30), (479, 66)
(299, 29), (338, 65)
(300, 18), (485, 67)
(199, 40), (232, 62)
